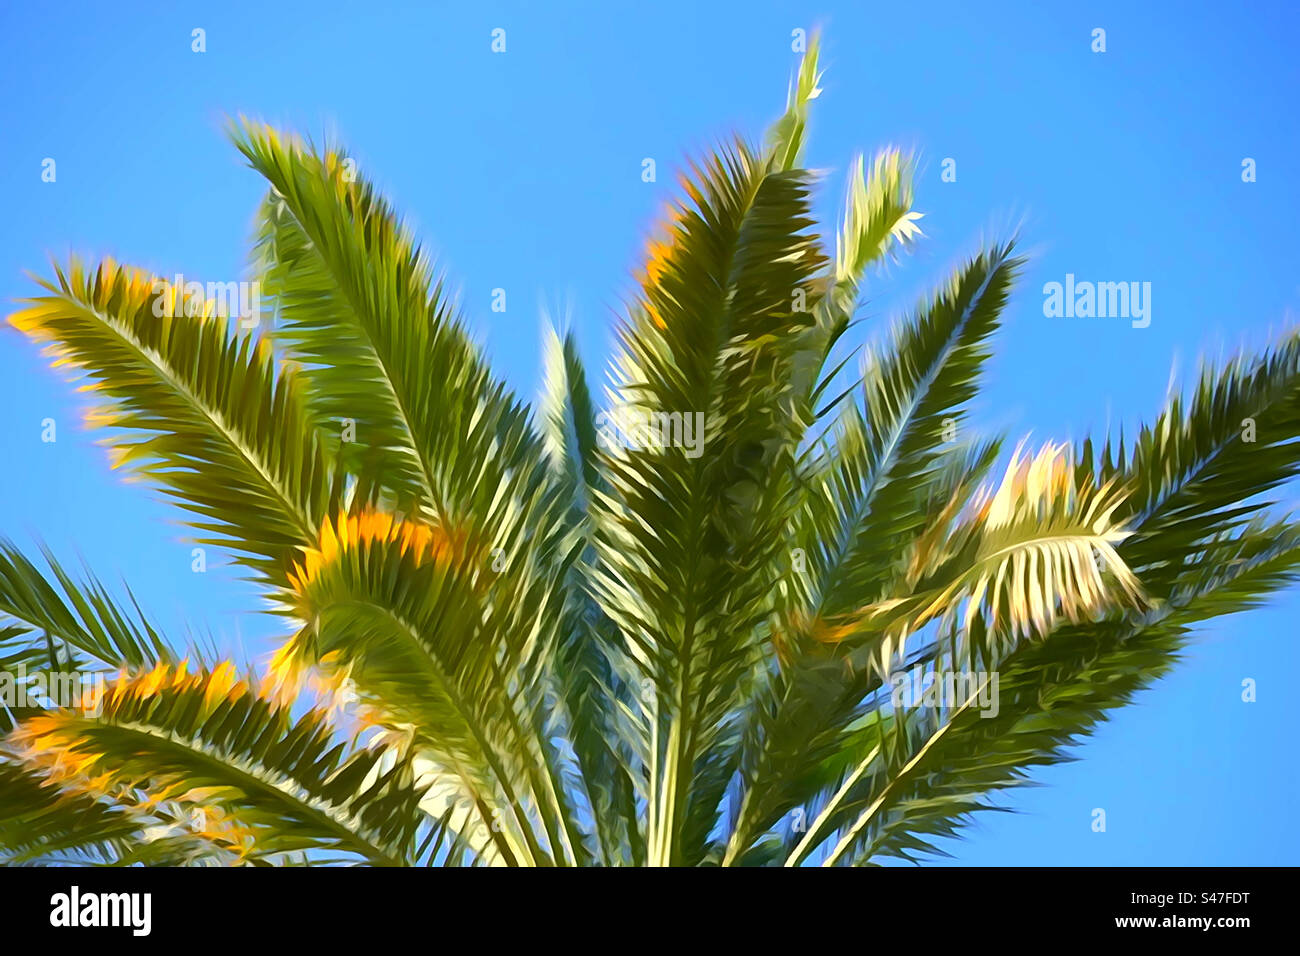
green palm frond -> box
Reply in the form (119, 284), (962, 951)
(800, 149), (923, 410)
(0, 758), (142, 865)
(802, 243), (1022, 622)
(835, 441), (1146, 669)
(235, 131), (585, 853)
(590, 139), (828, 865)
(725, 244), (1020, 862)
(1088, 331), (1300, 593)
(765, 30), (823, 172)
(815, 517), (1300, 866)
(9, 259), (336, 583)
(541, 325), (603, 515)
(278, 510), (585, 866)
(770, 36), (923, 420)
(0, 540), (169, 669)
(234, 121), (549, 535)
(8, 662), (431, 866)
(540, 326), (642, 864)
(0, 754), (296, 866)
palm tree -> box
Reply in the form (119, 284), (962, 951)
(2, 39), (1298, 867)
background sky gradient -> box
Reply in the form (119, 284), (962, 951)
(1, 0), (1297, 865)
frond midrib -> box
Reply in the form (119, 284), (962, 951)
(58, 292), (321, 547)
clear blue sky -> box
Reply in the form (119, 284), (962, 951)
(1, 0), (1296, 865)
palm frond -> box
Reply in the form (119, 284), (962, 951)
(0, 758), (142, 865)
(233, 120), (548, 535)
(818, 516), (1300, 865)
(0, 540), (169, 668)
(1088, 330), (1300, 594)
(724, 244), (1020, 863)
(8, 258), (336, 582)
(279, 509), (587, 866)
(829, 441), (1146, 671)
(764, 30), (823, 172)
(8, 662), (429, 866)
(541, 325), (603, 516)
(590, 138), (828, 865)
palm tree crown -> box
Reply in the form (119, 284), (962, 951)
(3, 39), (1299, 866)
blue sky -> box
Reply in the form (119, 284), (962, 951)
(1, 0), (1297, 864)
